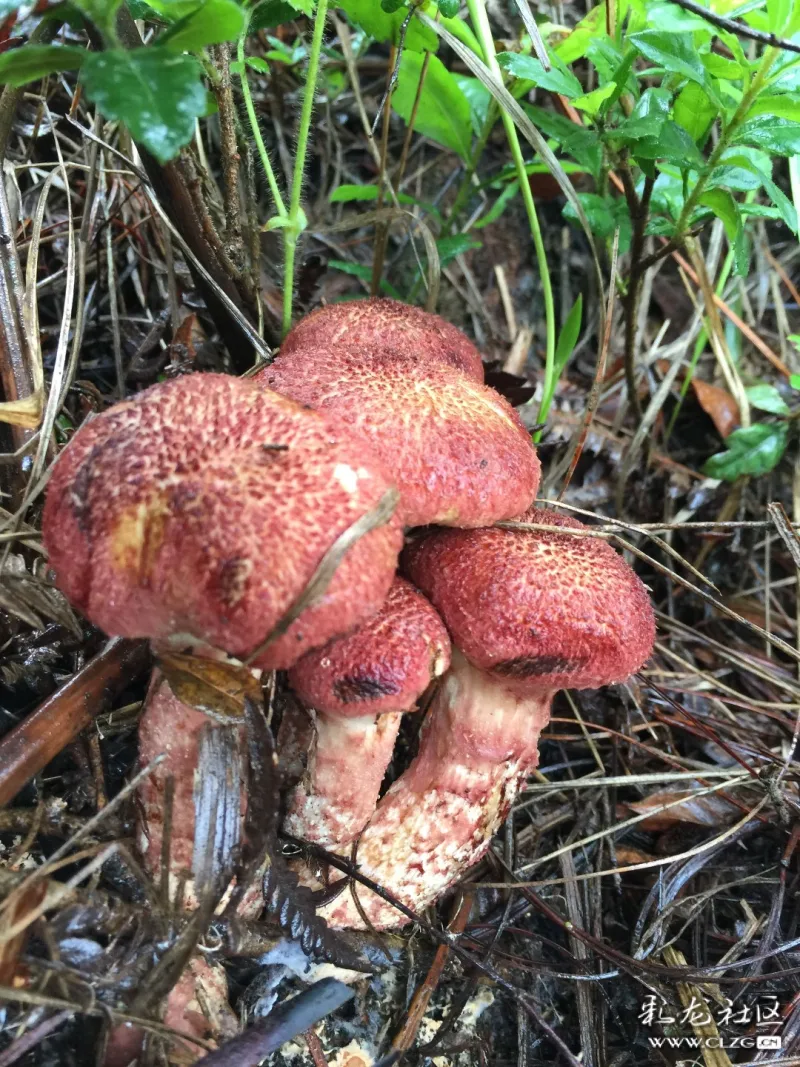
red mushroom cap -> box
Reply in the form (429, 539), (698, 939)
(281, 297), (484, 381)
(43, 373), (402, 669)
(287, 577), (451, 716)
(405, 506), (655, 692)
(256, 346), (540, 528)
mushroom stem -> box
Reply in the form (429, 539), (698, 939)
(317, 650), (551, 929)
(105, 670), (263, 1065)
(283, 710), (403, 847)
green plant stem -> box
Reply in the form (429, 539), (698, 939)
(674, 47), (779, 237)
(465, 0), (556, 440)
(283, 0), (330, 336)
(237, 34), (287, 220)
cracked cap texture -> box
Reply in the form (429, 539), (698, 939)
(256, 345), (540, 528)
(280, 297), (485, 381)
(43, 373), (403, 669)
(405, 506), (655, 692)
(288, 576), (451, 716)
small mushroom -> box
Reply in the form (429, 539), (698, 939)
(280, 296), (485, 381)
(283, 577), (451, 848)
(257, 346), (539, 528)
(318, 508), (656, 928)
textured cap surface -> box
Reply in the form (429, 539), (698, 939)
(405, 506), (655, 691)
(256, 346), (539, 528)
(288, 577), (451, 717)
(281, 297), (484, 381)
(43, 373), (402, 669)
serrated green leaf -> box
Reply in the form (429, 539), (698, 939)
(703, 422), (788, 480)
(160, 0), (245, 51)
(393, 50), (471, 159)
(631, 120), (703, 167)
(702, 52), (746, 79)
(628, 29), (705, 84)
(573, 81), (617, 116)
(673, 81), (716, 142)
(81, 49), (206, 163)
(698, 188), (740, 244)
(497, 51), (583, 98)
(563, 192), (632, 252)
(736, 115), (800, 155)
(436, 233), (481, 267)
(616, 87), (670, 141)
(554, 4), (608, 63)
(336, 0), (437, 51)
(328, 259), (402, 298)
(746, 93), (800, 121)
(0, 44), (86, 87)
(524, 103), (603, 177)
(746, 383), (790, 415)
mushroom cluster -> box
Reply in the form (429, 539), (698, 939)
(42, 297), (655, 957)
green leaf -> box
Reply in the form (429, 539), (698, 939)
(246, 55), (270, 73)
(473, 180), (519, 229)
(563, 192), (632, 252)
(524, 103), (603, 178)
(0, 44), (85, 87)
(790, 371), (800, 390)
(702, 52), (747, 80)
(767, 0), (791, 34)
(698, 188), (741, 244)
(497, 51), (583, 98)
(336, 0), (437, 51)
(393, 50), (471, 160)
(454, 74), (490, 134)
(746, 93), (800, 121)
(327, 260), (402, 299)
(703, 422), (788, 480)
(329, 183), (441, 219)
(736, 115), (800, 155)
(673, 82), (716, 142)
(617, 87), (670, 141)
(628, 29), (705, 84)
(555, 293), (582, 375)
(160, 0), (246, 50)
(249, 0), (304, 28)
(128, 0), (162, 18)
(555, 4), (608, 63)
(573, 82), (617, 117)
(746, 383), (790, 415)
(436, 233), (481, 267)
(631, 120), (703, 167)
(81, 49), (206, 163)
(437, 0), (459, 15)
